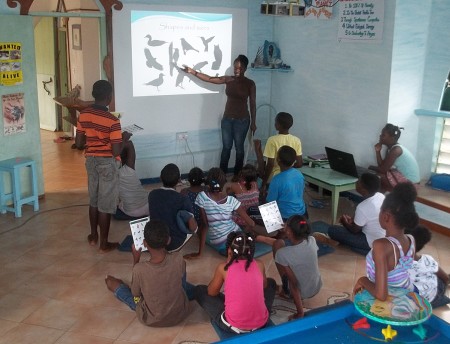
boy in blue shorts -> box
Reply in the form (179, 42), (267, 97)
(105, 219), (191, 326)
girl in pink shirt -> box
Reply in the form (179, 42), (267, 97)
(193, 232), (276, 334)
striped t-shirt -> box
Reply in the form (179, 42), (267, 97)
(366, 235), (415, 290)
(195, 191), (241, 250)
(76, 104), (122, 157)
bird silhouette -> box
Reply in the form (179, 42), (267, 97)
(211, 44), (222, 70)
(169, 42), (175, 76)
(175, 68), (186, 89)
(180, 38), (199, 55)
(192, 61), (208, 72)
(173, 48), (179, 64)
(144, 48), (163, 70)
(200, 36), (215, 52)
(145, 35), (167, 47)
(144, 73), (165, 91)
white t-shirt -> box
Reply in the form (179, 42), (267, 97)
(118, 165), (149, 217)
(408, 254), (438, 302)
(354, 192), (385, 247)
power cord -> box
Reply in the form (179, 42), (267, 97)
(0, 204), (89, 235)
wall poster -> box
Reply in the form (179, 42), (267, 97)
(0, 42), (23, 86)
(3, 93), (26, 135)
(337, 0), (384, 43)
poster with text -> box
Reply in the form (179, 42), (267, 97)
(337, 0), (384, 42)
(0, 42), (23, 86)
(305, 0), (334, 19)
(3, 93), (26, 135)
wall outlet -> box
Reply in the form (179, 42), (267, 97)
(176, 132), (188, 140)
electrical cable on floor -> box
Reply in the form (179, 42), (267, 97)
(0, 203), (89, 235)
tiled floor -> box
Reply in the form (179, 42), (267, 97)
(0, 130), (448, 344)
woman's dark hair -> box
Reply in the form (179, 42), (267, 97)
(234, 55), (249, 69)
(383, 123), (403, 141)
(92, 80), (112, 101)
(405, 225), (431, 252)
(224, 231), (255, 271)
(206, 167), (227, 192)
(286, 215), (311, 241)
(381, 182), (419, 229)
(188, 167), (204, 186)
(239, 164), (258, 190)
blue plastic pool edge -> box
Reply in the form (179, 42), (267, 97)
(216, 300), (450, 343)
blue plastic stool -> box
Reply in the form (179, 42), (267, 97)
(0, 157), (39, 217)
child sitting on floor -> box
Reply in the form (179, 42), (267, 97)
(105, 219), (191, 327)
(227, 164), (260, 226)
(274, 215), (322, 319)
(148, 163), (197, 252)
(324, 172), (385, 255)
(266, 145), (307, 220)
(193, 167), (255, 255)
(181, 167), (207, 225)
(193, 231), (276, 334)
(406, 225), (450, 308)
(353, 183), (418, 301)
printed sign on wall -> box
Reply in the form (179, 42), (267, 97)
(0, 42), (23, 86)
(337, 0), (384, 43)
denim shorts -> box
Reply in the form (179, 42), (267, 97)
(114, 283), (137, 311)
(85, 156), (120, 213)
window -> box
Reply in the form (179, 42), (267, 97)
(436, 73), (450, 173)
(436, 118), (450, 173)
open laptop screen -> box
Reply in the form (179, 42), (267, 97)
(325, 147), (359, 178)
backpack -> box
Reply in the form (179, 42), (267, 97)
(427, 173), (450, 192)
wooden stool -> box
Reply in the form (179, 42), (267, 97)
(0, 157), (39, 217)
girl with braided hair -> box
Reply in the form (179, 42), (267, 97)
(369, 123), (420, 192)
(273, 215), (322, 320)
(194, 167), (256, 256)
(193, 231), (276, 334)
(354, 182), (419, 301)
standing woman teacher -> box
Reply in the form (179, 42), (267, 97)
(183, 55), (256, 178)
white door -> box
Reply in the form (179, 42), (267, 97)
(34, 17), (58, 131)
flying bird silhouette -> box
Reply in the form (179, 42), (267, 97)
(144, 48), (163, 70)
(145, 35), (167, 47)
(180, 38), (199, 55)
(192, 61), (208, 72)
(200, 36), (215, 52)
(144, 73), (165, 91)
(211, 44), (222, 70)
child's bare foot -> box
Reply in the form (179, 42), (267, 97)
(183, 252), (201, 260)
(99, 242), (119, 253)
(87, 234), (98, 246)
(105, 275), (122, 292)
(312, 232), (340, 247)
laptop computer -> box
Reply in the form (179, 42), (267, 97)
(325, 147), (371, 178)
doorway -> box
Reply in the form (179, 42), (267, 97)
(33, 14), (102, 192)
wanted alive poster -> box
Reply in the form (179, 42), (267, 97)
(0, 42), (23, 86)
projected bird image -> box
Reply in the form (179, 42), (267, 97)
(131, 11), (232, 97)
(144, 73), (165, 91)
(200, 36), (215, 52)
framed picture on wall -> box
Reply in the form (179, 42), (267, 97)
(72, 24), (82, 50)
